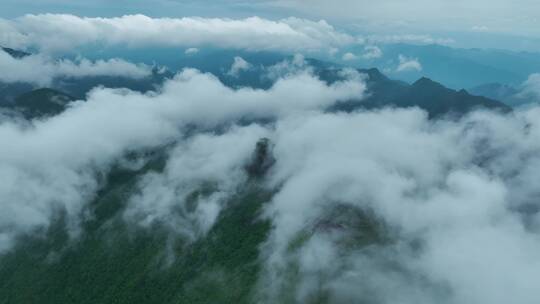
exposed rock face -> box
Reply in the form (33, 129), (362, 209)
(245, 138), (275, 178)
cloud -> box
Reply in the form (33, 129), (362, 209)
(3, 0), (540, 38)
(257, 106), (540, 304)
(518, 73), (540, 101)
(124, 124), (270, 239)
(227, 56), (252, 77)
(263, 53), (311, 81)
(184, 47), (199, 55)
(471, 25), (490, 32)
(361, 45), (383, 59)
(2, 34), (540, 303)
(0, 14), (354, 53)
(341, 52), (357, 61)
(364, 34), (455, 46)
(0, 67), (365, 252)
(396, 54), (422, 72)
(328, 47), (339, 57)
(0, 49), (152, 86)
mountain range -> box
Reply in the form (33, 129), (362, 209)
(0, 46), (529, 304)
(0, 48), (510, 120)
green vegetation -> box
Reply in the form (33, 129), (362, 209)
(0, 158), (272, 304)
(11, 88), (76, 119)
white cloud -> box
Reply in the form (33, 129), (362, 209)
(263, 53), (311, 81)
(0, 49), (152, 86)
(471, 25), (490, 32)
(364, 34), (455, 46)
(2, 35), (540, 303)
(257, 107), (540, 304)
(342, 52), (357, 61)
(328, 47), (339, 57)
(0, 67), (366, 252)
(0, 14), (354, 53)
(361, 45), (383, 59)
(227, 56), (252, 77)
(396, 54), (422, 72)
(184, 47), (199, 55)
(124, 125), (270, 239)
(518, 73), (540, 101)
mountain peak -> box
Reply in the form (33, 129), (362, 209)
(411, 77), (448, 91)
(413, 77), (437, 86)
(12, 88), (76, 119)
(359, 68), (389, 82)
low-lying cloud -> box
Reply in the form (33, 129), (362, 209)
(361, 45), (383, 59)
(518, 73), (540, 102)
(257, 107), (540, 304)
(396, 54), (423, 72)
(1, 51), (540, 303)
(341, 52), (357, 61)
(0, 49), (152, 86)
(124, 125), (270, 239)
(0, 66), (365, 252)
(227, 56), (252, 77)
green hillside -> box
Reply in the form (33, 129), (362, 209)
(10, 88), (76, 119)
(0, 152), (274, 304)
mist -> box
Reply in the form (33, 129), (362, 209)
(257, 107), (540, 303)
(0, 66), (364, 253)
(1, 53), (539, 303)
(0, 49), (152, 86)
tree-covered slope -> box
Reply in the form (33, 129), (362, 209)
(0, 146), (274, 304)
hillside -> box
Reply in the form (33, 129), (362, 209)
(8, 88), (76, 119)
(331, 69), (510, 118)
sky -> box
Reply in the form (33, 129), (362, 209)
(2, 0), (540, 51)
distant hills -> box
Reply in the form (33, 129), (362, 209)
(0, 46), (513, 120)
(88, 44), (540, 90)
(0, 45), (527, 304)
(345, 43), (540, 89)
(9, 88), (76, 119)
(329, 68), (510, 118)
(1, 70), (509, 121)
(468, 82), (536, 107)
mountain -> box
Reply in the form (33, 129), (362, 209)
(185, 53), (510, 118)
(0, 46), (509, 121)
(0, 46), (512, 118)
(54, 67), (174, 99)
(0, 141), (274, 304)
(399, 77), (510, 116)
(7, 88), (76, 119)
(0, 47), (35, 105)
(468, 82), (534, 107)
(0, 50), (520, 304)
(344, 43), (540, 89)
(328, 69), (510, 118)
(0, 82), (34, 106)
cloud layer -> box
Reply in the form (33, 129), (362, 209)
(396, 54), (422, 72)
(0, 14), (354, 53)
(0, 66), (365, 252)
(257, 107), (540, 303)
(0, 49), (151, 86)
(1, 46), (540, 303)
